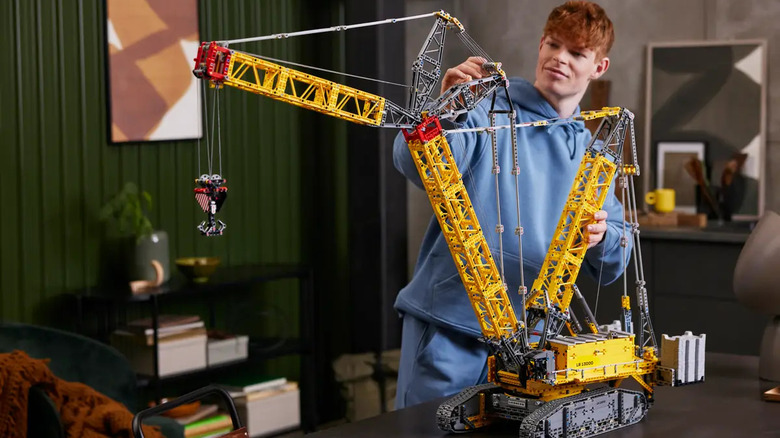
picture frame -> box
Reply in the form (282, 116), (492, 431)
(644, 40), (767, 220)
(105, 0), (202, 143)
(656, 141), (706, 214)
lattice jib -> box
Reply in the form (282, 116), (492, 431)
(225, 51), (386, 126)
(403, 118), (519, 341)
(527, 152), (617, 313)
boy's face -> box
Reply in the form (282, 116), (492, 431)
(534, 34), (609, 103)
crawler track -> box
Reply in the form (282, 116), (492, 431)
(437, 385), (648, 438)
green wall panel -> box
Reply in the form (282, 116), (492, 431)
(3, 0), (20, 319)
(0, 0), (324, 325)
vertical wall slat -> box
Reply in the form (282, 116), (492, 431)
(81, 0), (100, 288)
(58, 0), (71, 289)
(84, 0), (106, 287)
(71, 0), (84, 290)
(21, 0), (44, 322)
(40, 0), (65, 315)
(257, 4), (273, 264)
(1, 0), (22, 318)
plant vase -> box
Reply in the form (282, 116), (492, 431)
(127, 230), (171, 284)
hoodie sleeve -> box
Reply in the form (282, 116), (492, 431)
(581, 183), (633, 285)
(392, 105), (492, 190)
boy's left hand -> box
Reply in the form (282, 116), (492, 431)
(586, 210), (608, 249)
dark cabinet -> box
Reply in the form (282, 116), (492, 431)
(577, 227), (766, 356)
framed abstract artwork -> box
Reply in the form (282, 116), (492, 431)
(106, 0), (202, 142)
(644, 40), (767, 220)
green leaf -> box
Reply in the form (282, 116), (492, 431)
(99, 182), (156, 238)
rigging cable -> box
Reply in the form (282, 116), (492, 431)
(458, 32), (493, 62)
(198, 80), (208, 176)
(621, 173), (631, 325)
(216, 86), (223, 177)
(509, 107), (528, 340)
(233, 50), (412, 89)
(444, 115), (592, 136)
(220, 11), (439, 45)
(208, 86), (219, 174)
(489, 111), (506, 283)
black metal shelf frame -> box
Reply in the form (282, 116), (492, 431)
(74, 264), (317, 433)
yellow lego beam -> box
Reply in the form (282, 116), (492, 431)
(226, 51), (386, 126)
(404, 118), (519, 341)
(526, 152), (617, 312)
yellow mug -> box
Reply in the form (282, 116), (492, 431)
(645, 189), (675, 213)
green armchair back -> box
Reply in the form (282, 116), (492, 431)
(0, 322), (183, 438)
(0, 322), (138, 406)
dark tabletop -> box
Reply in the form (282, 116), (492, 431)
(310, 353), (780, 437)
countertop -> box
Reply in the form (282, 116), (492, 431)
(310, 353), (779, 437)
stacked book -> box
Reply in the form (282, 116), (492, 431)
(180, 408), (233, 438)
(218, 374), (300, 437)
(110, 314), (208, 376)
(207, 330), (249, 366)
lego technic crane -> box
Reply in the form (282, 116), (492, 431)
(192, 11), (705, 438)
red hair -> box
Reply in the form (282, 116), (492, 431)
(544, 1), (614, 58)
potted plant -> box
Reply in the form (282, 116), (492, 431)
(100, 182), (170, 284)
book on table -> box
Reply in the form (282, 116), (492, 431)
(216, 372), (287, 397)
(114, 314), (206, 346)
(128, 314), (202, 329)
(233, 382), (299, 404)
(184, 413), (233, 438)
(175, 404), (220, 426)
(113, 326), (207, 346)
(125, 315), (205, 336)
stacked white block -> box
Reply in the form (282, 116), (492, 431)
(660, 331), (706, 385)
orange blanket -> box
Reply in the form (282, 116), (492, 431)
(0, 350), (162, 438)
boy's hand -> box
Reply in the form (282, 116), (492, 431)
(586, 210), (608, 249)
(441, 56), (489, 95)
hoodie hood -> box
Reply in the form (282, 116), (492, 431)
(505, 77), (585, 158)
(506, 77), (560, 120)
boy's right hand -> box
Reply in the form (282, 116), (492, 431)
(440, 56), (490, 95)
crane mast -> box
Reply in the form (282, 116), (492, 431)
(526, 108), (630, 347)
(402, 117), (521, 344)
(192, 11), (705, 438)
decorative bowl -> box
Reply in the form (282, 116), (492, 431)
(175, 257), (221, 283)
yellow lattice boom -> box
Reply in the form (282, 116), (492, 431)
(193, 42), (388, 127)
(226, 51), (386, 126)
(526, 151), (617, 314)
(403, 118), (519, 341)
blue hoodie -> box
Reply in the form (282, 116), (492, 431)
(392, 77), (632, 337)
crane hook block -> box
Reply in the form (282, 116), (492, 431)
(194, 174), (228, 236)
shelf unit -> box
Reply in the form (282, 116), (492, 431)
(74, 263), (317, 433)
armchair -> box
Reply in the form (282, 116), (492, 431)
(0, 322), (183, 437)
